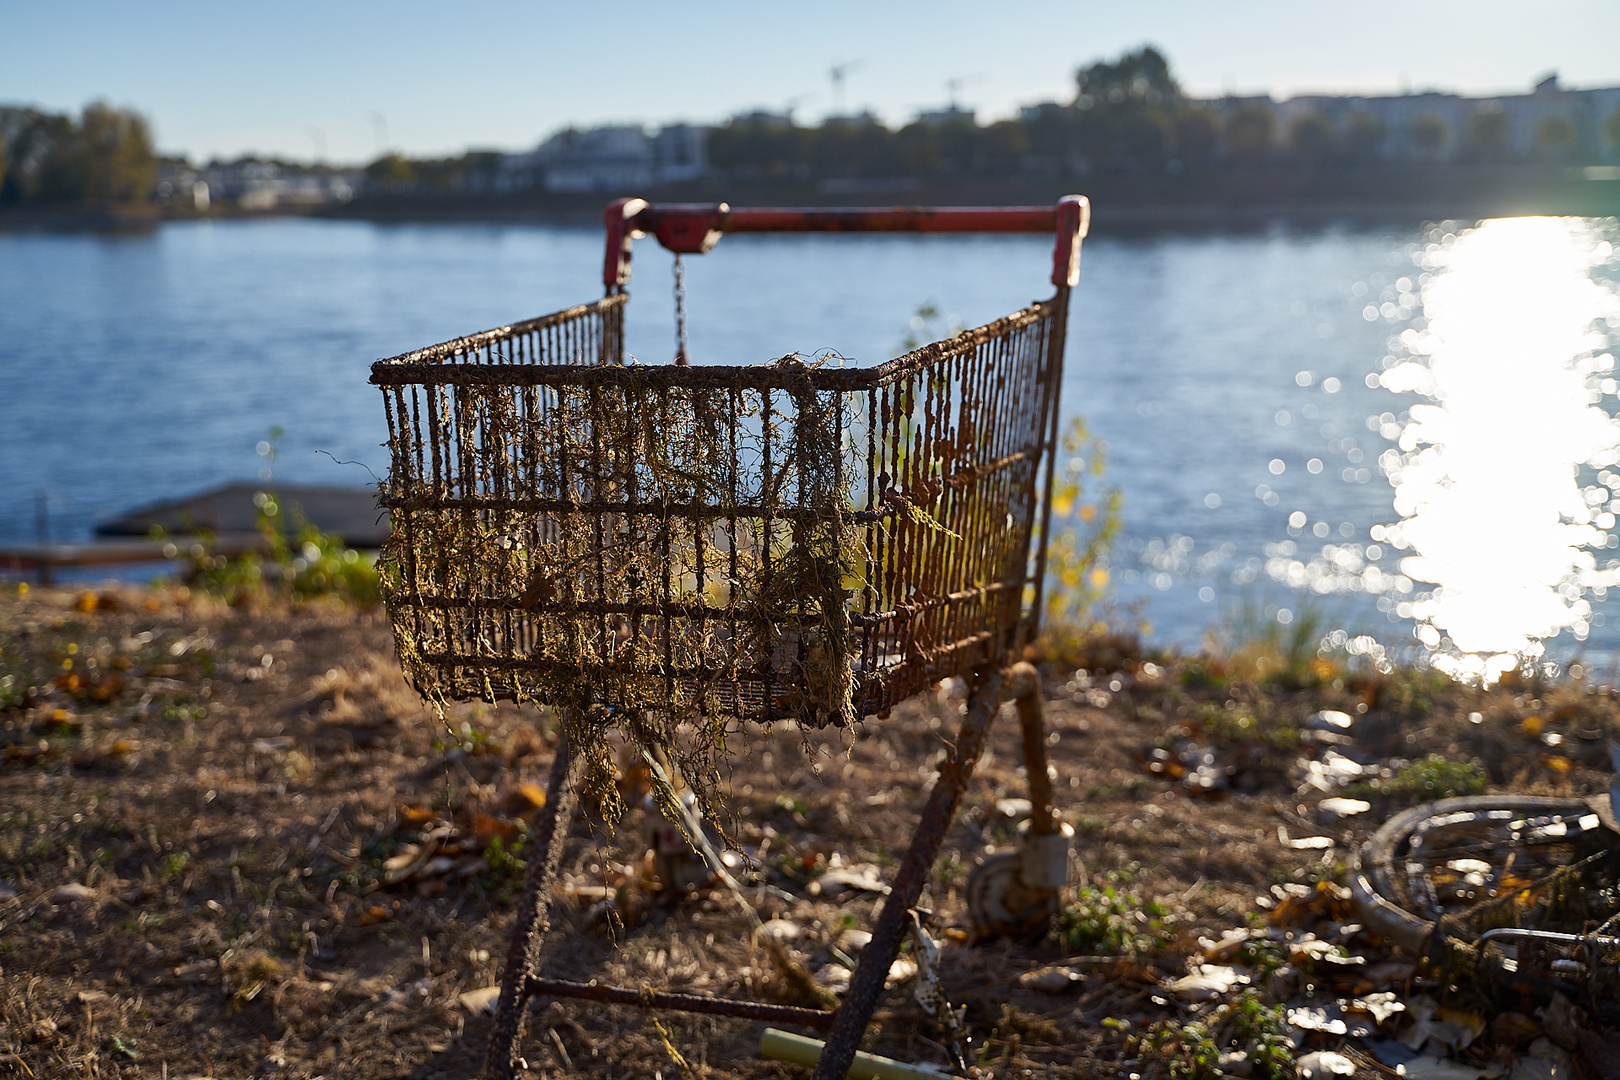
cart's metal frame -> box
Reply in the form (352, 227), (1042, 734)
(371, 197), (1089, 1079)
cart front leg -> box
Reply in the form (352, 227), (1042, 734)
(809, 666), (1005, 1080)
(484, 727), (585, 1080)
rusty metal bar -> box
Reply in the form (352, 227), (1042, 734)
(1008, 661), (1058, 837)
(485, 731), (586, 1080)
(1024, 283), (1072, 643)
(524, 978), (836, 1029)
(809, 665), (1006, 1080)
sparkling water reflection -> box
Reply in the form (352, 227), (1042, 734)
(1378, 218), (1620, 679)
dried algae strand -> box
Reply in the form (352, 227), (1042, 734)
(377, 352), (863, 823)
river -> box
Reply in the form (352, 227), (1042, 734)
(2, 215), (1616, 676)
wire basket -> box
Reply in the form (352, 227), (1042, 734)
(370, 290), (1067, 730)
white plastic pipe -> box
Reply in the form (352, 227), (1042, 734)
(759, 1028), (958, 1080)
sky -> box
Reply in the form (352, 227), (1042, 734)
(5, 0), (1618, 164)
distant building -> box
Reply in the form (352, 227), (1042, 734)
(1208, 73), (1620, 162)
(182, 159), (357, 209)
(531, 123), (709, 193)
(728, 110), (796, 130)
(916, 105), (976, 127)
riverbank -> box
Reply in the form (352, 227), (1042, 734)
(3, 582), (1617, 1078)
(5, 164), (1616, 235)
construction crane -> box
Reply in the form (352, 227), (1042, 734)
(944, 74), (985, 112)
(828, 60), (863, 116)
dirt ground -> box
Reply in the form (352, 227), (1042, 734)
(3, 584), (1618, 1079)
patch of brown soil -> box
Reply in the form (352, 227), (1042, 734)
(2, 585), (1617, 1078)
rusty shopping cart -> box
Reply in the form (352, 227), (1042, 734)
(370, 196), (1089, 1079)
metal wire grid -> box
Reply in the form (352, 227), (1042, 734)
(370, 290), (1065, 725)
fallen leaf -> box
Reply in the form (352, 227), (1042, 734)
(1288, 1004), (1376, 1038)
(398, 805), (435, 825)
(173, 960), (217, 982)
(54, 882), (97, 903)
(458, 985), (501, 1014)
(474, 811), (519, 845)
(1167, 965), (1247, 1001)
(1019, 966), (1083, 993)
(1308, 710), (1354, 731)
(512, 783), (548, 813)
(757, 919), (801, 943)
(1297, 1050), (1357, 1078)
(355, 904), (392, 926)
(1345, 992), (1406, 1025)
(382, 844), (423, 873)
(1399, 1055), (1504, 1080)
(809, 866), (890, 898)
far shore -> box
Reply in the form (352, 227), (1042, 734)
(4, 163), (1617, 236)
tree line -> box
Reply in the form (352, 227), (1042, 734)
(707, 47), (1620, 182)
(0, 102), (158, 206)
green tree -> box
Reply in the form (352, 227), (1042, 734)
(1070, 45), (1182, 170)
(1343, 110), (1385, 162)
(1465, 108), (1509, 159)
(707, 117), (810, 179)
(1533, 113), (1577, 160)
(1407, 113), (1448, 159)
(77, 102), (157, 202)
(976, 119), (1028, 175)
(365, 152), (416, 191)
(1288, 110), (1336, 164)
(1224, 104), (1274, 160)
(1173, 108), (1219, 165)
(1076, 45), (1178, 107)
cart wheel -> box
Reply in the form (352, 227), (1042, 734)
(1349, 794), (1620, 1003)
(966, 852), (1060, 941)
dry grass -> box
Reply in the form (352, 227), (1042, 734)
(3, 583), (1619, 1078)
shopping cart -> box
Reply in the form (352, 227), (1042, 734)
(371, 196), (1089, 1079)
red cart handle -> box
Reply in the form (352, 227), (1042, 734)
(603, 196), (1090, 293)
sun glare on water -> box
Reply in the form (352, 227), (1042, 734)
(1379, 217), (1620, 681)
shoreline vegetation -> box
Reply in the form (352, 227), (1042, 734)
(3, 165), (1617, 235)
(3, 569), (1617, 1078)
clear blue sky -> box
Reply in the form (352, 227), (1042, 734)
(5, 0), (1617, 164)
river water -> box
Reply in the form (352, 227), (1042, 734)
(2, 216), (1617, 676)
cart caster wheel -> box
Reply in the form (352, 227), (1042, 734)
(966, 852), (1059, 941)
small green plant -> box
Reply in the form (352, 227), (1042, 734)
(1043, 416), (1124, 635)
(1205, 593), (1341, 689)
(1235, 937), (1288, 980)
(483, 834), (527, 883)
(1198, 701), (1301, 751)
(1115, 991), (1293, 1080)
(1124, 1019), (1223, 1080)
(176, 430), (380, 607)
(1057, 875), (1173, 958)
(1370, 754), (1487, 802)
(1223, 990), (1293, 1080)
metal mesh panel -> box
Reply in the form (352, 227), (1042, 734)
(371, 290), (1064, 726)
